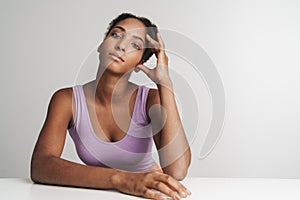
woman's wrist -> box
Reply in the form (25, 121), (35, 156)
(156, 79), (173, 93)
(157, 77), (173, 90)
(110, 170), (128, 190)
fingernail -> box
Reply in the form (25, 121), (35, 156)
(175, 193), (181, 200)
(158, 196), (167, 200)
(181, 191), (186, 197)
(186, 189), (192, 195)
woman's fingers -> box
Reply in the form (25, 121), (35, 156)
(119, 171), (191, 200)
(146, 32), (168, 66)
(154, 173), (190, 198)
(146, 33), (165, 53)
(150, 181), (182, 200)
(156, 32), (165, 49)
(147, 32), (165, 49)
(146, 34), (160, 49)
(143, 188), (169, 200)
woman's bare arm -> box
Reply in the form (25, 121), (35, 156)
(30, 88), (190, 200)
(30, 88), (119, 189)
(138, 31), (191, 180)
(147, 83), (191, 181)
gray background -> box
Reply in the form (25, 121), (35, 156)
(1, 0), (300, 178)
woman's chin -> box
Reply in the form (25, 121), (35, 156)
(103, 64), (132, 76)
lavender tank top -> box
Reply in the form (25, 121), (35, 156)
(68, 85), (154, 172)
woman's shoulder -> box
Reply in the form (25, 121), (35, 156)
(48, 87), (74, 111)
(51, 87), (73, 101)
(44, 87), (75, 128)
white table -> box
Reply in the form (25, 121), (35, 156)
(1, 177), (300, 200)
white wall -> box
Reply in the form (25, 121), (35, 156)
(1, 0), (300, 178)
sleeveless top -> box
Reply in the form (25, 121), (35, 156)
(68, 85), (154, 172)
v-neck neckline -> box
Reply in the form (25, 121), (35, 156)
(80, 85), (140, 144)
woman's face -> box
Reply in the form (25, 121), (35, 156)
(98, 18), (147, 75)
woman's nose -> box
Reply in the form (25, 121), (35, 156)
(115, 39), (126, 52)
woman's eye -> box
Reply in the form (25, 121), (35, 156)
(111, 32), (121, 38)
(132, 43), (141, 50)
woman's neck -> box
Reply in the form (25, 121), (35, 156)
(93, 65), (132, 106)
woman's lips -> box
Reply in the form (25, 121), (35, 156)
(109, 53), (124, 62)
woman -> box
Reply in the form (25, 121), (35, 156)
(31, 13), (191, 200)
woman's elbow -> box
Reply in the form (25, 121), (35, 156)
(164, 153), (191, 180)
(30, 156), (42, 183)
(30, 154), (51, 184)
(170, 169), (188, 181)
(30, 171), (40, 184)
(164, 162), (190, 181)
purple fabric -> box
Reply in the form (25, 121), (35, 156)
(68, 85), (154, 172)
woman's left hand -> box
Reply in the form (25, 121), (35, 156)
(135, 32), (172, 86)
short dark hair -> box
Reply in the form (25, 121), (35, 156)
(104, 13), (158, 63)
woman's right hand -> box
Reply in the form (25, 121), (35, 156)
(111, 170), (191, 200)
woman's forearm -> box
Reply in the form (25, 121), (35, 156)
(157, 81), (191, 180)
(31, 154), (190, 199)
(31, 154), (119, 189)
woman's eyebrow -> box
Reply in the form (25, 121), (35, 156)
(113, 25), (126, 32)
(113, 25), (145, 44)
(132, 35), (145, 44)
